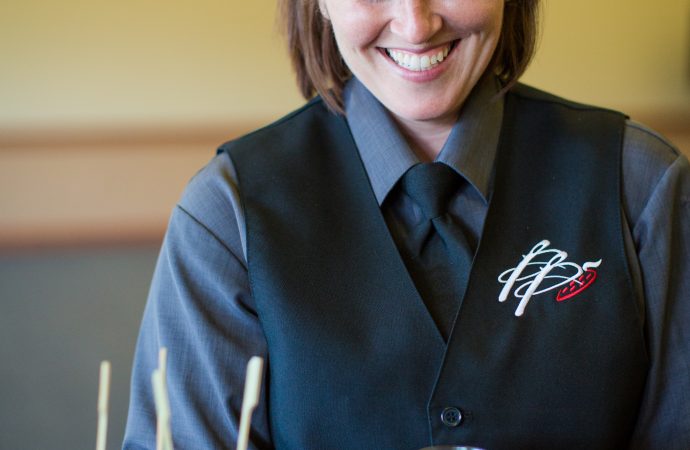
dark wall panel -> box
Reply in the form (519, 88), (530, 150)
(0, 245), (159, 449)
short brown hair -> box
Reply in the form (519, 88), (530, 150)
(278, 0), (541, 113)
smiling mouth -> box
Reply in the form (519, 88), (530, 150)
(384, 41), (457, 72)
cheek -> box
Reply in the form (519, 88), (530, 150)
(452, 2), (504, 36)
(484, 4), (504, 37)
(328, 8), (384, 53)
(486, 5), (504, 36)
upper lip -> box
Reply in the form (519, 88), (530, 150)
(382, 39), (456, 54)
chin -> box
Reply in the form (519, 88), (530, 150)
(386, 100), (459, 124)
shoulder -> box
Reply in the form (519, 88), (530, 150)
(505, 84), (627, 147)
(509, 84), (680, 165)
(623, 120), (680, 166)
(174, 153), (246, 259)
(217, 96), (342, 158)
(622, 120), (685, 225)
(172, 98), (339, 256)
(509, 84), (686, 225)
(180, 99), (331, 226)
(508, 83), (623, 117)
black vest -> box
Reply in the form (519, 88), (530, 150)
(221, 85), (649, 450)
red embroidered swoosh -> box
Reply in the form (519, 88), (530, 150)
(556, 269), (597, 301)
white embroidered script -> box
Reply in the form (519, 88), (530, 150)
(498, 240), (602, 317)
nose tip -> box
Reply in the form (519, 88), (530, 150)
(390, 2), (442, 44)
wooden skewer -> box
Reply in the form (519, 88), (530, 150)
(152, 369), (174, 450)
(236, 356), (264, 450)
(156, 348), (167, 450)
(158, 347), (167, 381)
(152, 347), (174, 450)
(96, 360), (111, 450)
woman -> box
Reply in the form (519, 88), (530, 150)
(124, 1), (690, 449)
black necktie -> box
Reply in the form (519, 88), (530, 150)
(399, 162), (474, 340)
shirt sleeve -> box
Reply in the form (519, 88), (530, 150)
(123, 155), (272, 450)
(623, 123), (690, 449)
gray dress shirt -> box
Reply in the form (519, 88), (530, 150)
(124, 76), (690, 450)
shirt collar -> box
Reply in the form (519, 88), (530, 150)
(344, 74), (504, 205)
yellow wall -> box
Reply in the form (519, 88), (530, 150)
(523, 0), (690, 113)
(1, 1), (302, 129)
(2, 1), (689, 247)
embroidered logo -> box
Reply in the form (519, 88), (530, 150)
(497, 240), (602, 317)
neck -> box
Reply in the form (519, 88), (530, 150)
(392, 114), (456, 162)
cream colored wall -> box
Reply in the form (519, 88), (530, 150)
(523, 0), (690, 113)
(2, 1), (689, 247)
(1, 0), (302, 129)
(1, 1), (302, 247)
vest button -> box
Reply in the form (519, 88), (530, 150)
(440, 406), (463, 427)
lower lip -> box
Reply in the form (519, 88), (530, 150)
(380, 41), (457, 83)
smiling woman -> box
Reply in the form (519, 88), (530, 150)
(123, 1), (690, 449)
(281, 0), (538, 112)
(283, 0), (537, 159)
(318, 0), (504, 156)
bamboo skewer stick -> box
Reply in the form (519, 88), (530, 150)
(156, 348), (167, 450)
(96, 360), (111, 450)
(236, 356), (264, 450)
(158, 347), (167, 385)
(152, 347), (173, 450)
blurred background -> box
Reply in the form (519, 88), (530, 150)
(1, 1), (689, 448)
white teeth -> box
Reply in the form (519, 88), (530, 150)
(410, 54), (420, 70)
(420, 55), (430, 69)
(386, 43), (453, 72)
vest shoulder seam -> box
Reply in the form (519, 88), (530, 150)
(174, 204), (245, 268)
(510, 83), (626, 117)
(217, 96), (331, 153)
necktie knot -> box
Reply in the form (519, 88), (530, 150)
(401, 162), (461, 220)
